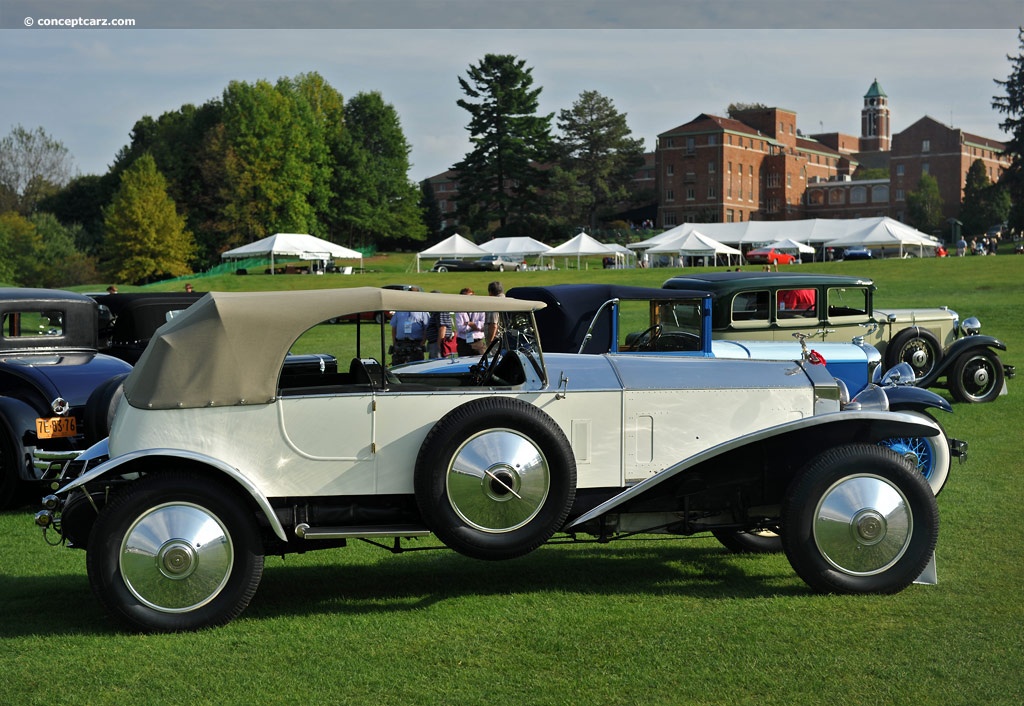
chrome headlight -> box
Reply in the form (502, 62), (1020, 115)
(961, 316), (981, 336)
(879, 362), (917, 387)
(845, 385), (890, 412)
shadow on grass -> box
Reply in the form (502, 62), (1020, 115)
(0, 537), (808, 637)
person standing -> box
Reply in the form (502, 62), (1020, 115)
(389, 309), (428, 365)
(424, 291), (457, 358)
(485, 280), (504, 344)
(456, 287), (486, 356)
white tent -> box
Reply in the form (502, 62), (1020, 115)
(646, 230), (742, 267)
(823, 217), (937, 258)
(480, 236), (551, 256)
(221, 232), (362, 273)
(544, 231), (615, 270)
(762, 238), (816, 254)
(416, 233), (487, 272)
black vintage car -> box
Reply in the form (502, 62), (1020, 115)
(0, 288), (132, 507)
(432, 255), (525, 272)
(92, 292), (204, 364)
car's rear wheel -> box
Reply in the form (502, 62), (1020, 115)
(949, 350), (1004, 404)
(86, 471), (264, 632)
(877, 411), (950, 495)
(782, 444), (938, 594)
(885, 328), (941, 380)
(436, 266), (449, 273)
(414, 397), (577, 560)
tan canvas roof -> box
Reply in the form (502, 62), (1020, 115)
(123, 287), (545, 410)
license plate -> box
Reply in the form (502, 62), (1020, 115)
(36, 416), (77, 439)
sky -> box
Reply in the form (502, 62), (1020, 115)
(0, 2), (1019, 184)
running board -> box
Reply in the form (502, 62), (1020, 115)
(294, 523), (431, 540)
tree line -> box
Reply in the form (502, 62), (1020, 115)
(2, 38), (1022, 287)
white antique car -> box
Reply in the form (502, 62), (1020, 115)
(37, 288), (942, 632)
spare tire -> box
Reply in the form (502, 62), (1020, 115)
(414, 397), (577, 560)
(84, 373), (130, 444)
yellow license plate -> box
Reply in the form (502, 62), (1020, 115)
(36, 417), (77, 439)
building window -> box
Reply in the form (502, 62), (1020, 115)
(922, 139), (930, 152)
(708, 162), (716, 174)
(708, 135), (717, 146)
(665, 189), (675, 202)
(686, 187), (695, 201)
(922, 163), (930, 175)
(726, 209), (735, 222)
(851, 186), (867, 204)
(708, 184), (717, 199)
(786, 173), (792, 188)
(727, 161), (732, 173)
(896, 189), (905, 201)
(871, 185), (889, 202)
(666, 164), (674, 176)
(664, 211), (678, 226)
(767, 173), (780, 188)
(663, 137), (674, 148)
(896, 164), (904, 176)
(829, 189), (844, 204)
(686, 137), (695, 154)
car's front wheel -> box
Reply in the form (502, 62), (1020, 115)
(435, 266), (449, 273)
(414, 397), (577, 560)
(782, 444), (938, 594)
(949, 350), (1004, 403)
(86, 471), (264, 632)
(877, 410), (951, 495)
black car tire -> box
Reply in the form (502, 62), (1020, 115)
(782, 444), (938, 595)
(86, 471), (264, 633)
(885, 327), (942, 380)
(436, 266), (449, 273)
(949, 350), (1004, 404)
(712, 528), (782, 554)
(414, 397), (577, 560)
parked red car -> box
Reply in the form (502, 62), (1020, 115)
(744, 247), (798, 265)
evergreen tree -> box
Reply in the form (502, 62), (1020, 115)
(960, 159), (1011, 235)
(334, 91), (426, 248)
(554, 90), (646, 231)
(906, 173), (944, 234)
(453, 54), (553, 233)
(101, 154), (195, 284)
(992, 27), (1024, 234)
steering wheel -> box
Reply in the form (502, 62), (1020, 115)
(470, 336), (504, 386)
(632, 324), (662, 351)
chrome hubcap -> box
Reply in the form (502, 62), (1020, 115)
(120, 503), (233, 613)
(447, 429), (550, 533)
(813, 474), (913, 575)
(972, 366), (990, 386)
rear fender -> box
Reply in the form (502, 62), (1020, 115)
(566, 410), (940, 530)
(919, 335), (1006, 388)
(57, 448), (287, 541)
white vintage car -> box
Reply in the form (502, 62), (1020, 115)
(37, 288), (942, 632)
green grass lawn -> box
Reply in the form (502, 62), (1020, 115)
(6, 254), (1022, 705)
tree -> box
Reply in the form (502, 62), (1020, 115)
(906, 173), (944, 234)
(554, 90), (646, 231)
(0, 125), (76, 215)
(101, 154), (195, 284)
(960, 159), (1011, 235)
(0, 211), (40, 285)
(333, 91), (426, 248)
(453, 54), (553, 233)
(30, 212), (100, 288)
(993, 27), (1024, 234)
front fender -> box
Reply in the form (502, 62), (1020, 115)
(566, 410), (940, 530)
(919, 335), (1006, 388)
(882, 384), (953, 415)
(57, 448), (288, 541)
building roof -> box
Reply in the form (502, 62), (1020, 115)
(865, 79), (887, 98)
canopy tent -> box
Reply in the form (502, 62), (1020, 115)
(544, 231), (615, 270)
(221, 233), (362, 273)
(415, 233), (487, 272)
(823, 217), (938, 257)
(480, 236), (552, 257)
(646, 230), (742, 267)
(761, 238), (817, 254)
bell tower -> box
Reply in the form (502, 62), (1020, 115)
(861, 78), (890, 152)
